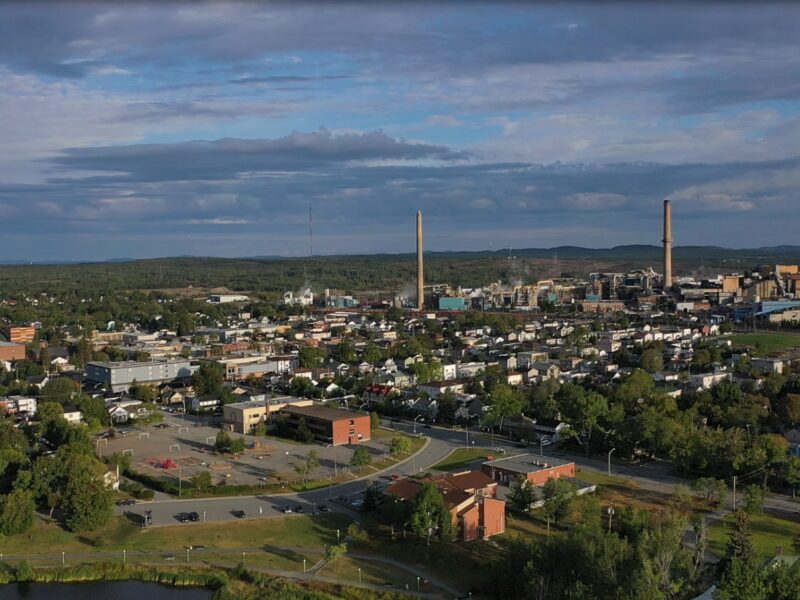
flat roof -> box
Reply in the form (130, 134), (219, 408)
(87, 359), (190, 368)
(282, 404), (368, 422)
(225, 395), (307, 410)
(482, 453), (573, 474)
(0, 341), (24, 347)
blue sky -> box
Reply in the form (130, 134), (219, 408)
(1, 2), (799, 261)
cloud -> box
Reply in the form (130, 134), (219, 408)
(425, 115), (464, 128)
(563, 193), (628, 211)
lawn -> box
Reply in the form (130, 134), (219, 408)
(730, 332), (800, 354)
(708, 512), (800, 562)
(430, 448), (494, 472)
(0, 513), (352, 559)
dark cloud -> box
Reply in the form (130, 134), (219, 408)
(49, 129), (467, 181)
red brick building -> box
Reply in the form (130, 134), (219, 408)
(0, 342), (26, 361)
(482, 454), (575, 486)
(386, 470), (506, 541)
(281, 404), (371, 446)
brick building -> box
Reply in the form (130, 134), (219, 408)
(281, 404), (371, 446)
(386, 470), (506, 541)
(0, 342), (26, 361)
(482, 454), (575, 486)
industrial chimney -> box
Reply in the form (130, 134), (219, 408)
(663, 199), (673, 290)
(416, 210), (424, 310)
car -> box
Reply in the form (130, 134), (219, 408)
(541, 439), (553, 447)
(318, 504), (330, 512)
(351, 499), (364, 509)
(282, 506), (293, 514)
(176, 512), (191, 522)
(188, 511), (200, 522)
(117, 498), (136, 506)
(193, 545), (206, 551)
(232, 510), (245, 518)
(389, 474), (401, 481)
(164, 555), (176, 561)
(294, 505), (304, 513)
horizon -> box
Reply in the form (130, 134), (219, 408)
(2, 2), (800, 260)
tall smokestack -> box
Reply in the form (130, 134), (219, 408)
(663, 199), (673, 290)
(416, 210), (424, 310)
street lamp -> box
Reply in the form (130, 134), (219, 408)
(417, 576), (421, 593)
(465, 425), (469, 448)
(358, 567), (362, 584)
(178, 465), (182, 497)
(607, 448), (616, 477)
(336, 529), (340, 544)
(202, 510), (206, 524)
(607, 506), (615, 534)
(413, 415), (423, 434)
(303, 558), (307, 573)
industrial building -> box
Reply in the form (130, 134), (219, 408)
(85, 359), (194, 392)
(281, 404), (371, 445)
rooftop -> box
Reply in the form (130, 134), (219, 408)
(87, 359), (191, 368)
(482, 453), (574, 474)
(282, 403), (368, 422)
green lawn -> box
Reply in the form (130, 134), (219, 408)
(730, 332), (800, 354)
(0, 513), (352, 558)
(430, 448), (494, 472)
(708, 512), (800, 562)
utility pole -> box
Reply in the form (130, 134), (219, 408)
(608, 448), (616, 476)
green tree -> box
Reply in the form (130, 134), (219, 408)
(784, 456), (800, 499)
(40, 377), (78, 404)
(0, 488), (35, 535)
(294, 450), (320, 487)
(192, 361), (224, 397)
(190, 471), (213, 492)
(541, 478), (576, 530)
(298, 346), (325, 368)
(350, 446), (372, 468)
(507, 476), (536, 513)
(214, 429), (233, 453)
(389, 436), (412, 457)
(640, 348), (664, 373)
(294, 417), (314, 443)
(691, 477), (728, 508)
(556, 384), (608, 453)
(488, 384), (524, 430)
(369, 411), (380, 432)
(362, 344), (384, 364)
(742, 485), (765, 516)
(410, 482), (453, 545)
(62, 453), (114, 532)
(436, 390), (457, 425)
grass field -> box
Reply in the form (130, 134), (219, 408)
(708, 512), (800, 562)
(430, 448), (494, 472)
(0, 513), (352, 558)
(730, 332), (800, 354)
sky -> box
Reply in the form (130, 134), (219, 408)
(1, 1), (800, 261)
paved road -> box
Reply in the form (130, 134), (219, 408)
(118, 417), (798, 528)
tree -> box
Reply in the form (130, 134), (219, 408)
(62, 453), (114, 532)
(362, 344), (384, 364)
(369, 411), (380, 432)
(40, 377), (78, 404)
(640, 348), (664, 373)
(214, 429), (233, 453)
(488, 384), (524, 431)
(690, 516), (709, 583)
(507, 476), (536, 513)
(721, 510), (755, 575)
(390, 436), (412, 457)
(436, 390), (457, 425)
(775, 394), (800, 426)
(410, 482), (452, 545)
(350, 446), (372, 468)
(556, 384), (607, 453)
(692, 477), (728, 508)
(0, 488), (35, 535)
(294, 417), (314, 443)
(742, 485), (765, 516)
(324, 542), (348, 572)
(190, 471), (212, 492)
(541, 478), (576, 530)
(229, 436), (245, 454)
(192, 361), (224, 397)
(784, 456), (800, 499)
(362, 483), (381, 513)
(294, 450), (319, 487)
(298, 346), (325, 368)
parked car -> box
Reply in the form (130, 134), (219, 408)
(232, 510), (246, 518)
(188, 511), (200, 522)
(318, 504), (330, 512)
(294, 505), (304, 513)
(282, 506), (293, 514)
(117, 498), (136, 506)
(164, 554), (176, 561)
(389, 474), (401, 481)
(175, 512), (191, 522)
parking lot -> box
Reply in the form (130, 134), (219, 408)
(99, 411), (397, 489)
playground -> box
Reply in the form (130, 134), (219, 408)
(99, 415), (396, 490)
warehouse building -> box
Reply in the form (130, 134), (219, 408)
(281, 404), (371, 446)
(85, 359), (194, 392)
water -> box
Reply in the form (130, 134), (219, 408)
(0, 581), (211, 599)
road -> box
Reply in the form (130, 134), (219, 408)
(117, 416), (799, 528)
